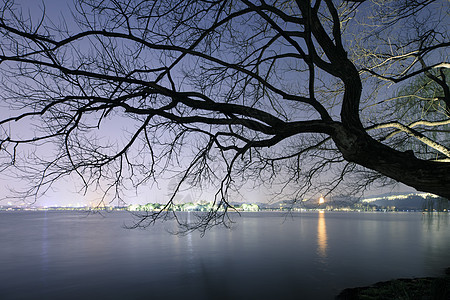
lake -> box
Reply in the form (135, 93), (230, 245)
(0, 211), (449, 299)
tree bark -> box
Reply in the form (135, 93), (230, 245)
(332, 123), (450, 199)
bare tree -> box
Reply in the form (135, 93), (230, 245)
(0, 0), (448, 230)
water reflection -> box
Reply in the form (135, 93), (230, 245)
(422, 212), (449, 231)
(41, 211), (49, 286)
(186, 211), (197, 274)
(317, 211), (328, 260)
(2, 211), (450, 300)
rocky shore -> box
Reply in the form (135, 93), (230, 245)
(336, 268), (450, 299)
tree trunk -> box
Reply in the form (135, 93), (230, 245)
(332, 123), (450, 199)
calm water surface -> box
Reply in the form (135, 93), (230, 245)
(0, 211), (449, 299)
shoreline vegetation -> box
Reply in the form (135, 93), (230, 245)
(336, 267), (450, 299)
(1, 201), (448, 214)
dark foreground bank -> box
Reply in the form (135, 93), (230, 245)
(336, 267), (450, 300)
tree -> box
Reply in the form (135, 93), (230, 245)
(0, 0), (448, 231)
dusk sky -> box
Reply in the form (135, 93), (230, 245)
(0, 0), (429, 208)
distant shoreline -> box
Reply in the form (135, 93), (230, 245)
(0, 207), (444, 213)
(2, 191), (448, 213)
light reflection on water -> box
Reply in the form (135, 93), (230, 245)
(0, 211), (449, 299)
(422, 212), (449, 231)
(317, 211), (328, 261)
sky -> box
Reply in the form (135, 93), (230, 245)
(0, 0), (420, 208)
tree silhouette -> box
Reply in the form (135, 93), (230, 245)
(0, 0), (448, 230)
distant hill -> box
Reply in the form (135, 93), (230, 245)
(362, 193), (448, 211)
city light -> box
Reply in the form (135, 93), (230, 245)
(319, 196), (325, 204)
